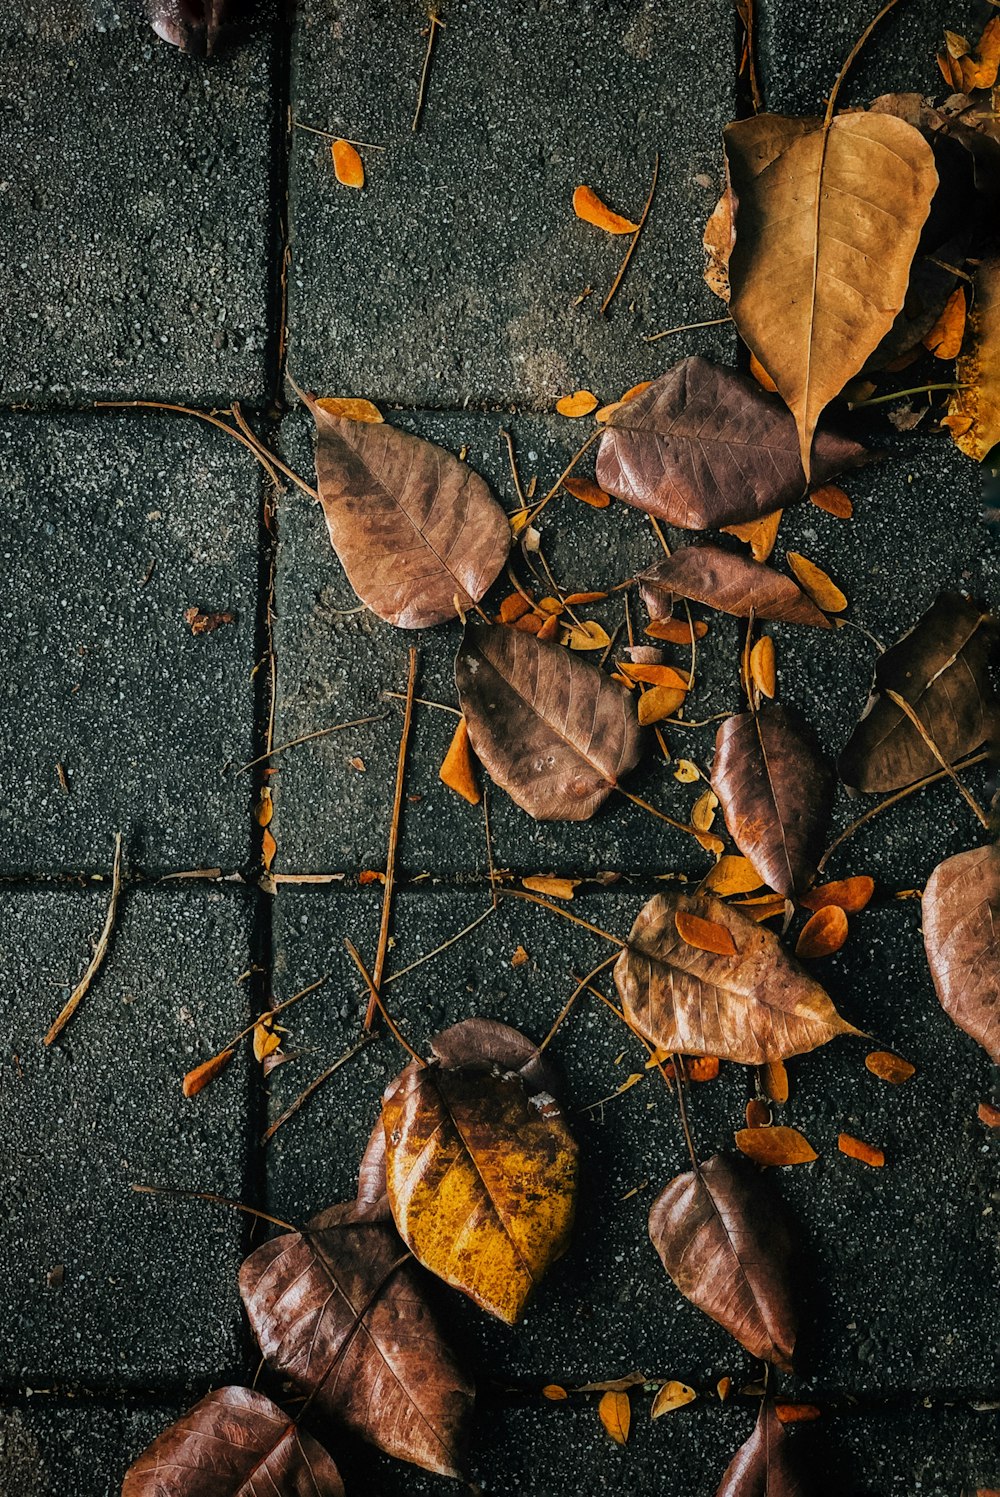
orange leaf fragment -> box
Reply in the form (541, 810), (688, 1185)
(253, 1018), (281, 1062)
(498, 592), (532, 624)
(620, 661), (691, 690)
(255, 786), (274, 828)
(675, 910), (738, 957)
(620, 380), (654, 404)
(314, 395), (382, 423)
(923, 286), (967, 360)
(563, 590), (608, 605)
(716, 1377), (731, 1402)
(537, 614), (561, 641)
(439, 714), (481, 805)
(746, 1098), (771, 1128)
(358, 869), (385, 886)
(703, 855), (764, 896)
(749, 352), (778, 392)
(735, 893), (788, 923)
(262, 827), (277, 872)
(686, 1055), (721, 1082)
(749, 636), (776, 698)
(775, 1403), (821, 1424)
(691, 789), (718, 833)
(522, 875), (580, 900)
(511, 611), (543, 635)
(810, 483), (853, 518)
(183, 1048), (234, 1098)
(723, 508), (783, 563)
(595, 400), (623, 424)
(542, 1384), (568, 1401)
(638, 685), (687, 726)
(786, 552), (848, 613)
(795, 905), (849, 959)
(556, 389), (599, 418)
(563, 476), (611, 508)
(331, 138), (365, 188)
(838, 1133), (885, 1168)
(511, 945), (530, 968)
(865, 1051), (915, 1085)
(762, 1059), (789, 1105)
(598, 1390), (631, 1445)
(735, 1125), (817, 1166)
(645, 617), (708, 645)
(977, 1101), (1000, 1128)
(573, 184), (639, 235)
(801, 875), (874, 914)
(650, 1381), (696, 1419)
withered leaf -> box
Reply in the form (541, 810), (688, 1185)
(439, 715), (481, 806)
(456, 624), (642, 821)
(240, 1202), (474, 1478)
(801, 875), (874, 914)
(715, 1402), (806, 1496)
(735, 1126), (818, 1167)
(949, 258), (1000, 461)
(595, 358), (868, 530)
(865, 1050), (915, 1084)
(714, 706), (834, 898)
(922, 843), (1000, 1062)
(615, 891), (860, 1065)
(649, 1153), (797, 1369)
(122, 1386), (344, 1496)
(573, 185), (638, 235)
(307, 397), (510, 628)
(651, 1380), (697, 1418)
(723, 112), (937, 474)
(598, 1389), (631, 1444)
(676, 910), (738, 956)
(382, 1019), (578, 1324)
(795, 905), (848, 959)
(332, 138), (364, 188)
(839, 593), (998, 793)
(838, 1133), (885, 1167)
(638, 546), (831, 630)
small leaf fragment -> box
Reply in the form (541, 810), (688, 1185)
(746, 1098), (771, 1127)
(183, 1048), (235, 1098)
(439, 715), (481, 805)
(716, 1376), (731, 1401)
(332, 138), (365, 188)
(923, 286), (966, 360)
(674, 759), (700, 783)
(598, 1389), (631, 1445)
(703, 855), (764, 896)
(543, 1384), (568, 1401)
(801, 875), (874, 914)
(795, 905), (849, 959)
(838, 1133), (885, 1168)
(675, 910), (738, 957)
(775, 1402), (821, 1424)
(865, 1051), (915, 1084)
(314, 396), (383, 423)
(262, 827), (277, 872)
(977, 1101), (1000, 1128)
(255, 786), (274, 828)
(651, 1381), (696, 1419)
(556, 389), (599, 418)
(722, 508), (783, 563)
(253, 1018), (281, 1062)
(735, 1125), (817, 1166)
(762, 1059), (789, 1104)
(522, 875), (580, 900)
(786, 552), (848, 613)
(511, 945), (530, 967)
(573, 185), (639, 235)
(565, 619), (611, 651)
(563, 476), (611, 508)
(749, 635), (776, 698)
(620, 661), (691, 690)
(810, 483), (853, 518)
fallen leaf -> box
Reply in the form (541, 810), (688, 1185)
(713, 706), (834, 898)
(977, 1101), (1000, 1128)
(358, 869), (385, 886)
(522, 875), (580, 900)
(456, 624), (642, 821)
(950, 257), (1000, 461)
(922, 843), (1000, 1062)
(714, 1402), (806, 1496)
(639, 546), (831, 630)
(595, 359), (868, 530)
(649, 1153), (797, 1368)
(750, 352), (778, 393)
(675, 910), (738, 956)
(722, 508), (784, 563)
(865, 1051), (915, 1084)
(306, 396), (510, 628)
(511, 945), (530, 967)
(692, 788), (718, 832)
(687, 1055), (721, 1082)
(563, 590), (608, 605)
(573, 185), (639, 235)
(239, 1202), (473, 1477)
(775, 1403), (821, 1424)
(717, 1377), (732, 1402)
(795, 905), (849, 959)
(182, 1048), (234, 1098)
(723, 111), (937, 474)
(735, 1125), (818, 1166)
(703, 855), (764, 896)
(674, 759), (700, 783)
(564, 619), (612, 651)
(563, 476), (611, 508)
(314, 396), (383, 423)
(746, 1098), (771, 1127)
(543, 1384), (568, 1401)
(651, 1381), (697, 1418)
(645, 617), (709, 645)
(638, 685), (687, 725)
(184, 606), (235, 635)
(937, 15), (1000, 90)
(598, 1390), (631, 1445)
(498, 592), (532, 624)
(750, 636), (776, 698)
(255, 786), (274, 828)
(619, 662), (691, 691)
(809, 483), (853, 518)
(439, 715), (481, 806)
(145, 0), (235, 55)
(923, 286), (966, 360)
(839, 593), (998, 792)
(736, 894), (790, 923)
(253, 1018), (281, 1062)
(556, 389), (599, 418)
(762, 1059), (789, 1105)
(838, 1134), (885, 1168)
(122, 1387), (345, 1496)
(786, 552), (848, 613)
(382, 1021), (578, 1324)
(801, 876), (875, 914)
(615, 891), (860, 1064)
(332, 138), (364, 188)
(262, 827), (277, 872)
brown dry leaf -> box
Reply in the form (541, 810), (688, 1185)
(314, 396), (383, 423)
(184, 606), (234, 635)
(949, 257), (1000, 461)
(687, 1055), (721, 1082)
(775, 1403), (822, 1424)
(262, 827), (277, 872)
(923, 286), (966, 360)
(511, 946), (530, 967)
(801, 875), (875, 914)
(521, 875), (580, 900)
(735, 1125), (818, 1166)
(183, 1048), (234, 1098)
(746, 1098), (771, 1127)
(750, 636), (776, 698)
(795, 905), (849, 959)
(703, 855), (764, 896)
(716, 1377), (731, 1402)
(640, 545), (830, 629)
(786, 552), (848, 613)
(255, 786), (274, 828)
(977, 1101), (1000, 1128)
(438, 715), (481, 806)
(762, 1059), (789, 1105)
(542, 1384), (568, 1401)
(563, 476), (611, 508)
(809, 483), (853, 518)
(573, 184), (639, 235)
(650, 1381), (696, 1419)
(865, 1051), (915, 1084)
(715, 1403), (805, 1496)
(598, 1390), (631, 1445)
(645, 617), (708, 645)
(556, 389), (599, 418)
(564, 620), (611, 651)
(838, 1133), (885, 1168)
(691, 789), (718, 833)
(937, 15), (1000, 90)
(564, 590), (608, 605)
(675, 910), (738, 957)
(638, 685), (687, 726)
(332, 138), (364, 188)
(749, 352), (778, 392)
(723, 112), (937, 474)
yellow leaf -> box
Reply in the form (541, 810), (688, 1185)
(619, 661), (691, 690)
(723, 508), (783, 562)
(638, 685), (686, 725)
(674, 759), (700, 783)
(255, 785), (273, 828)
(439, 715), (481, 806)
(749, 636), (776, 698)
(598, 1390), (631, 1445)
(786, 551), (848, 613)
(923, 287), (966, 360)
(620, 380), (653, 403)
(809, 483), (853, 518)
(564, 620), (610, 651)
(703, 855), (764, 896)
(735, 1124), (817, 1166)
(253, 1019), (281, 1062)
(262, 827), (277, 872)
(717, 1376), (731, 1402)
(595, 400), (623, 423)
(522, 875), (580, 900)
(331, 138), (365, 188)
(651, 1381), (697, 1419)
(691, 788), (718, 832)
(573, 185), (639, 235)
(556, 389), (599, 418)
(314, 396), (383, 423)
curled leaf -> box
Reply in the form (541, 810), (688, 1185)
(838, 1133), (885, 1168)
(923, 286), (966, 359)
(865, 1050), (915, 1084)
(722, 508), (783, 563)
(573, 185), (639, 235)
(922, 843), (1000, 1062)
(439, 715), (481, 806)
(651, 1381), (697, 1418)
(639, 546), (830, 630)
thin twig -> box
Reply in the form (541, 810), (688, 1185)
(885, 691), (989, 828)
(643, 316), (731, 344)
(235, 713), (387, 774)
(345, 938), (426, 1066)
(618, 788), (710, 847)
(483, 788), (499, 909)
(383, 906), (497, 986)
(293, 120), (386, 148)
(382, 691), (461, 716)
(536, 954), (620, 1053)
(825, 0), (906, 123)
(44, 833), (124, 1046)
(817, 751), (989, 870)
(262, 1035), (373, 1143)
(648, 515), (671, 557)
(499, 887), (625, 945)
(412, 10), (444, 133)
(501, 428), (527, 508)
(601, 153), (659, 316)
(366, 648), (418, 1028)
(673, 1064), (700, 1173)
(222, 975), (328, 1053)
(131, 1183), (296, 1233)
(848, 383), (965, 409)
(232, 403), (281, 488)
(524, 429), (603, 527)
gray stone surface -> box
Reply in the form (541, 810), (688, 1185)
(287, 0), (735, 407)
(0, 3), (275, 404)
(1, 887), (255, 1389)
(0, 414), (260, 876)
(267, 888), (1000, 1398)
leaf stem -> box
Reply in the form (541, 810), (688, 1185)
(44, 832), (124, 1046)
(536, 954), (620, 1053)
(412, 10), (444, 133)
(825, 0), (906, 124)
(847, 383), (964, 409)
(643, 315), (732, 344)
(235, 713), (387, 774)
(499, 887), (625, 946)
(131, 1183), (297, 1233)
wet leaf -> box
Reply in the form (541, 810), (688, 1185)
(331, 138), (364, 188)
(182, 1048), (234, 1099)
(456, 624), (642, 821)
(382, 1020), (578, 1324)
(315, 396), (383, 423)
(735, 1126), (818, 1167)
(597, 358), (868, 530)
(713, 706), (834, 898)
(651, 1381), (697, 1418)
(639, 546), (830, 630)
(838, 1133), (885, 1167)
(703, 855), (764, 897)
(865, 1051), (915, 1084)
(723, 112), (937, 474)
(923, 286), (966, 359)
(439, 715), (481, 806)
(949, 257), (1000, 461)
(306, 396), (510, 628)
(563, 476), (611, 508)
(122, 1386), (345, 1495)
(598, 1390), (631, 1444)
(714, 1402), (806, 1496)
(922, 843), (1000, 1062)
(809, 483), (853, 518)
(615, 891), (860, 1065)
(573, 185), (639, 235)
(750, 637), (776, 698)
(785, 552), (847, 614)
(675, 910), (738, 956)
(648, 1153), (797, 1368)
(801, 876), (875, 914)
(240, 1202), (473, 1477)
(839, 593), (998, 793)
(795, 906), (849, 959)
(556, 389), (599, 417)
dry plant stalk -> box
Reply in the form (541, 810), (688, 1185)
(44, 833), (124, 1046)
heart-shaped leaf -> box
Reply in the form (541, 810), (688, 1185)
(715, 1403), (806, 1496)
(723, 111), (937, 474)
(638, 546), (831, 630)
(307, 399), (510, 628)
(596, 357), (868, 530)
(922, 843), (1000, 1062)
(239, 1203), (474, 1478)
(615, 891), (861, 1064)
(648, 1153), (797, 1368)
(122, 1386), (344, 1496)
(381, 1021), (578, 1325)
(713, 706), (834, 898)
(839, 593), (997, 792)
(455, 623), (642, 820)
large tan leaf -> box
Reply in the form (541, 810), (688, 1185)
(949, 257), (1000, 461)
(615, 891), (861, 1064)
(724, 112), (938, 474)
(922, 843), (1000, 1062)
